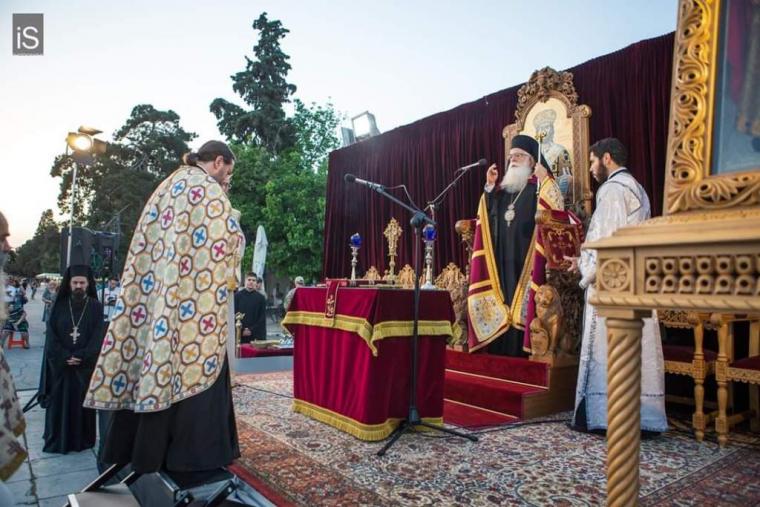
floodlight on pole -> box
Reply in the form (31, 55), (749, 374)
(65, 126), (107, 268)
(68, 133), (93, 151)
(351, 111), (380, 141)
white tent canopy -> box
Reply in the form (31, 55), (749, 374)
(251, 225), (268, 293)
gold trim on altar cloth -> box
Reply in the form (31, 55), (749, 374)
(281, 311), (462, 357)
(292, 398), (443, 441)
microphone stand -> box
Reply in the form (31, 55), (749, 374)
(426, 165), (478, 212)
(355, 184), (477, 458)
(422, 165), (479, 287)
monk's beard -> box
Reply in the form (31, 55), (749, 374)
(500, 164), (532, 193)
(72, 288), (87, 307)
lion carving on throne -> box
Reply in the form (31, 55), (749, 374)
(529, 285), (563, 357)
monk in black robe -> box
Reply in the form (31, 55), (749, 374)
(234, 272), (267, 343)
(38, 265), (104, 453)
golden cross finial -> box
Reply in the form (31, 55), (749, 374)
(384, 217), (403, 283)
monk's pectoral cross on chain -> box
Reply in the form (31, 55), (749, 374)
(70, 326), (80, 344)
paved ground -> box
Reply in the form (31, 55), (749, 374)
(4, 296), (96, 506)
(4, 292), (285, 506)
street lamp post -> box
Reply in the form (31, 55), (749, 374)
(66, 156), (78, 268)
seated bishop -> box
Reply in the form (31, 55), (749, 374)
(467, 134), (564, 356)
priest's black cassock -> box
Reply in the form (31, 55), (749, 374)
(234, 288), (267, 342)
(38, 266), (104, 453)
(485, 180), (538, 356)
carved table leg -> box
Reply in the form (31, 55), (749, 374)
(750, 320), (760, 432)
(691, 317), (706, 441)
(606, 315), (644, 507)
(712, 314), (729, 447)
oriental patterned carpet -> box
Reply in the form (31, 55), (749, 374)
(230, 371), (760, 506)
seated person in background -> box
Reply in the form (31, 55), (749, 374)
(2, 280), (29, 348)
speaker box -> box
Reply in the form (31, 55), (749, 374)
(60, 226), (94, 273)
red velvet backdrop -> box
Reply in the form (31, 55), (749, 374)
(323, 33), (674, 279)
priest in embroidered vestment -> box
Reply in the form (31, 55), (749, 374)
(39, 265), (104, 453)
(567, 138), (667, 433)
(0, 211), (27, 482)
(467, 134), (564, 355)
(84, 141), (245, 473)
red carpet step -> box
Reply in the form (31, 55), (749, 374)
(444, 370), (546, 417)
(443, 349), (577, 428)
(445, 350), (549, 386)
(442, 399), (518, 428)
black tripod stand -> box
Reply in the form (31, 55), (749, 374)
(344, 175), (477, 456)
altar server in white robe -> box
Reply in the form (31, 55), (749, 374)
(566, 138), (668, 433)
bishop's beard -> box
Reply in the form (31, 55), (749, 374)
(500, 163), (532, 193)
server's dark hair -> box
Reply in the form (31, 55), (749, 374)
(183, 140), (236, 166)
(590, 138), (628, 166)
(245, 272), (257, 279)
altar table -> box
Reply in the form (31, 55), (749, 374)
(282, 286), (460, 441)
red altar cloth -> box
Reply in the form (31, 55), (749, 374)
(282, 287), (459, 441)
(238, 344), (294, 358)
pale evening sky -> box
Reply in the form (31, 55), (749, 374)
(0, 0), (677, 248)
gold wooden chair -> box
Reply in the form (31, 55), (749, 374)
(660, 311), (717, 441)
(726, 350), (760, 433)
(714, 315), (760, 443)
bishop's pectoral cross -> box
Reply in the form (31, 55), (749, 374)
(70, 326), (80, 344)
(504, 205), (516, 228)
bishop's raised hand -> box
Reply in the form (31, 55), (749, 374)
(486, 164), (499, 186)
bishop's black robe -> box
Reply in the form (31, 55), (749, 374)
(234, 289), (267, 342)
(39, 297), (104, 453)
(485, 182), (537, 356)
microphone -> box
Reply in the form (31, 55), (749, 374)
(344, 173), (385, 192)
(456, 158), (487, 171)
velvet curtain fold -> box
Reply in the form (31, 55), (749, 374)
(324, 33), (674, 280)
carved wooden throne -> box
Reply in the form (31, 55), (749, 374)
(504, 66), (593, 219)
(456, 68), (592, 361)
(508, 67), (591, 364)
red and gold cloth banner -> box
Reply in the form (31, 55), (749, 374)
(521, 209), (583, 352)
(282, 287), (459, 441)
(467, 177), (564, 353)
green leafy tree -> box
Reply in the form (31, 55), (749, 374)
(292, 99), (342, 171)
(5, 209), (61, 276)
(210, 12), (297, 151)
(35, 209), (62, 273)
(262, 152), (327, 281)
(49, 105), (196, 273)
(113, 104), (197, 178)
(228, 100), (341, 280)
(227, 144), (275, 270)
